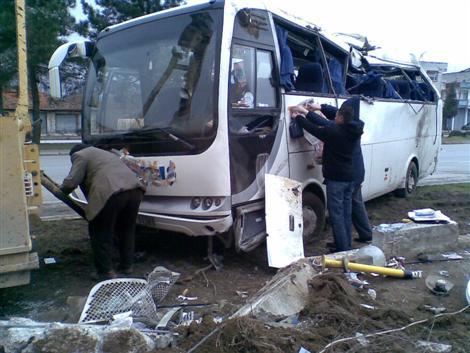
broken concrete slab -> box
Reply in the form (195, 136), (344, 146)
(0, 318), (167, 353)
(232, 258), (318, 319)
(372, 222), (459, 260)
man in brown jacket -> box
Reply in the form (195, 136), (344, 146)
(60, 144), (146, 280)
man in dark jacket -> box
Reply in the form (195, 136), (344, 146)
(60, 144), (146, 280)
(290, 98), (364, 251)
(305, 99), (372, 243)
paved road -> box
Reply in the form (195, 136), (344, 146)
(39, 144), (469, 218)
(420, 144), (470, 186)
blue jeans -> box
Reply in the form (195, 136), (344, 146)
(326, 179), (354, 252)
(352, 183), (372, 240)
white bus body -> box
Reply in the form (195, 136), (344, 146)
(49, 0), (441, 252)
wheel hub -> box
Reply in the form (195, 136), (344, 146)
(302, 205), (318, 239)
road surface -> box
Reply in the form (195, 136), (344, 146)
(420, 144), (470, 185)
(39, 144), (470, 219)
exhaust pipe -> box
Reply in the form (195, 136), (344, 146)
(40, 171), (86, 219)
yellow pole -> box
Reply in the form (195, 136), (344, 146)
(14, 0), (31, 133)
(323, 256), (421, 279)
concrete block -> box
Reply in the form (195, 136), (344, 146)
(372, 222), (459, 260)
(232, 259), (319, 319)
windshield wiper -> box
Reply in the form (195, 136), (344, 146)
(122, 126), (196, 151)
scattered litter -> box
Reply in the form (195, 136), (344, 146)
(79, 278), (156, 323)
(298, 347), (311, 353)
(147, 266), (181, 303)
(235, 290), (249, 298)
(355, 332), (369, 347)
(466, 279), (470, 305)
(344, 272), (369, 288)
(367, 288), (377, 300)
(156, 307), (181, 329)
(179, 311), (199, 326)
(374, 223), (405, 232)
(355, 245), (386, 267)
(177, 295), (198, 302)
(442, 252), (463, 260)
(387, 256), (406, 270)
(109, 311), (133, 328)
(360, 304), (376, 310)
(424, 305), (447, 315)
(415, 340), (452, 353)
(408, 209), (451, 223)
(213, 316), (223, 324)
(79, 266), (180, 324)
(439, 270), (450, 277)
(43, 257), (57, 265)
(425, 275), (454, 296)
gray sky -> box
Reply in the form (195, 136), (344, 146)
(70, 0), (469, 72)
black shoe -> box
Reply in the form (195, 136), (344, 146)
(117, 266), (133, 275)
(354, 237), (372, 243)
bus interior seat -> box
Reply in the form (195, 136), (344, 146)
(383, 80), (401, 99)
(390, 80), (411, 99)
(346, 74), (359, 90)
(294, 62), (325, 93)
(410, 81), (427, 101)
(419, 82), (434, 101)
(347, 71), (384, 98)
(328, 58), (346, 95)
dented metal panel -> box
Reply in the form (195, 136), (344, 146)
(265, 174), (304, 268)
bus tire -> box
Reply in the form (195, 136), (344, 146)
(302, 191), (325, 243)
(395, 162), (418, 198)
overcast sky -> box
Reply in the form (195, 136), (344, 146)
(71, 0), (469, 72)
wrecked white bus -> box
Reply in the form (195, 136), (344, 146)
(48, 0), (441, 257)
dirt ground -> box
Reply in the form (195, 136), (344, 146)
(1, 183), (470, 352)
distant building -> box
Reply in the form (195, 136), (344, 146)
(419, 61), (448, 92)
(1, 90), (82, 140)
(441, 68), (470, 130)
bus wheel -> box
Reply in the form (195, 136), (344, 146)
(395, 162), (418, 198)
(302, 192), (325, 243)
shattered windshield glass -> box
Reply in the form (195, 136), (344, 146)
(82, 10), (221, 154)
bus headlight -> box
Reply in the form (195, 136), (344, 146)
(202, 197), (213, 210)
(190, 197), (201, 209)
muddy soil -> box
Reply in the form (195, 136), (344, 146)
(1, 183), (470, 352)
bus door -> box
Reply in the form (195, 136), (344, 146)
(228, 9), (282, 251)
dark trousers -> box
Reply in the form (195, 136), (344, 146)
(326, 179), (354, 252)
(88, 189), (144, 274)
(352, 183), (372, 240)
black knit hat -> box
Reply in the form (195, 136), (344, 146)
(340, 97), (360, 120)
(69, 143), (91, 156)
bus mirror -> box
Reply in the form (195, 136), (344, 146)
(48, 40), (94, 99)
(49, 67), (61, 99)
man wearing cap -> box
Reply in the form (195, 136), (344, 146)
(303, 99), (373, 244)
(290, 98), (365, 251)
(60, 144), (146, 280)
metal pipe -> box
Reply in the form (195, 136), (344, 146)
(40, 171), (86, 219)
(323, 256), (421, 279)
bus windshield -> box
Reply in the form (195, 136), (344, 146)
(82, 10), (221, 155)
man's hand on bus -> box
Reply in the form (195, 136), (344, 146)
(289, 105), (309, 118)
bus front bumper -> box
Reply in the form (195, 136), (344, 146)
(136, 211), (233, 236)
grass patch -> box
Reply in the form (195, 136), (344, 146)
(417, 182), (470, 193)
(443, 135), (470, 144)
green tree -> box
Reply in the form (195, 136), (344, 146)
(78, 0), (184, 38)
(0, 0), (17, 112)
(443, 82), (458, 129)
(0, 0), (76, 142)
(27, 0), (76, 143)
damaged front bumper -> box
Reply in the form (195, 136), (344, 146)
(136, 211), (233, 236)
